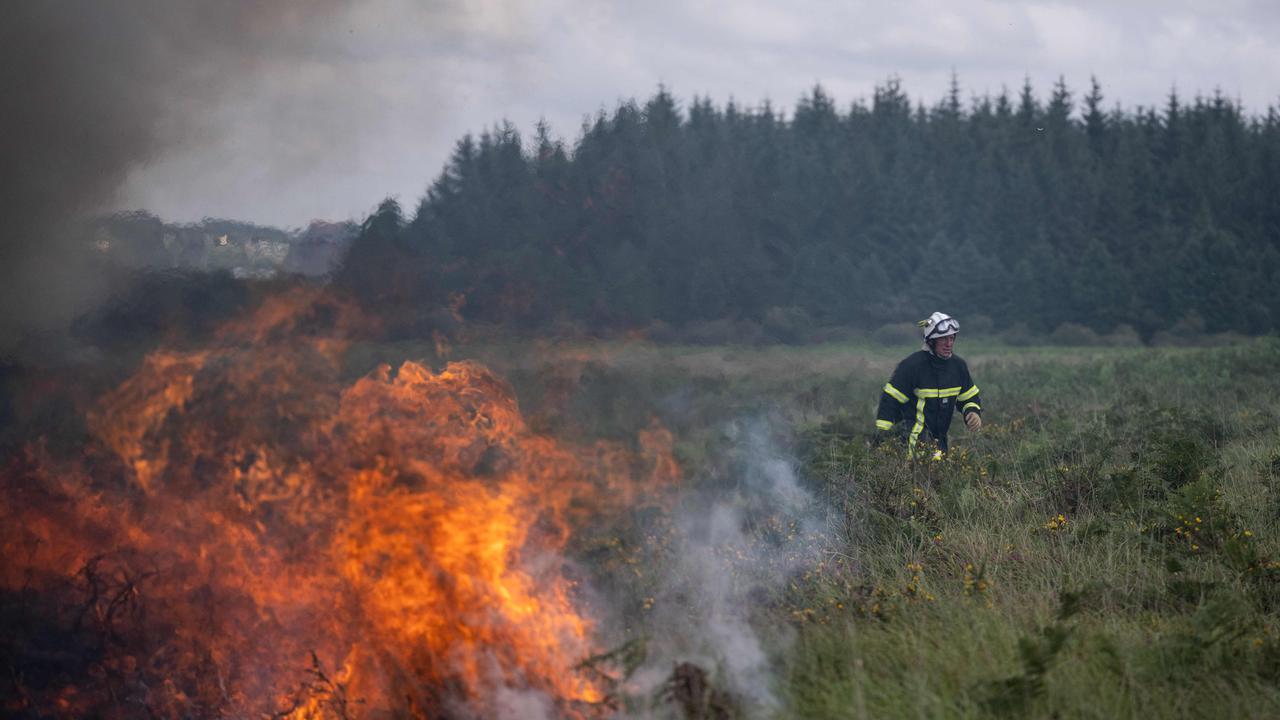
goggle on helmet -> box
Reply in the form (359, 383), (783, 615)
(919, 312), (959, 341)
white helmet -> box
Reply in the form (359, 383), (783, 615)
(919, 311), (959, 349)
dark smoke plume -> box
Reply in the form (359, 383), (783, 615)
(0, 2), (346, 352)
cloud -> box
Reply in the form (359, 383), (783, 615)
(93, 1), (1280, 232)
(119, 0), (543, 227)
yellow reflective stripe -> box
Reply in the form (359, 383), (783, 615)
(908, 398), (925, 453)
(875, 419), (894, 430)
(962, 402), (981, 413)
(958, 385), (980, 402)
(914, 387), (961, 398)
(884, 383), (909, 404)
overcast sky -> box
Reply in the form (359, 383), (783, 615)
(114, 0), (1280, 228)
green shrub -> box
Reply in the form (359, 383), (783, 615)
(1102, 323), (1143, 347)
(871, 322), (919, 347)
(1049, 322), (1103, 346)
(762, 306), (816, 345)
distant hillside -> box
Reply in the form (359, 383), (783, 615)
(94, 212), (357, 279)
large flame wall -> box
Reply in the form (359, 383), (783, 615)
(1, 291), (676, 719)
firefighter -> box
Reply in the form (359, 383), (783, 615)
(874, 312), (982, 456)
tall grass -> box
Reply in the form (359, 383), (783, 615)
(780, 339), (1280, 719)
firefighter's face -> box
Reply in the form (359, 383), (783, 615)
(934, 335), (955, 358)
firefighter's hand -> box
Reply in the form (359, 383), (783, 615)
(964, 412), (982, 432)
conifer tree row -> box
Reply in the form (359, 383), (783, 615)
(338, 77), (1280, 339)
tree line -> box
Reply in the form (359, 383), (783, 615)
(337, 76), (1280, 341)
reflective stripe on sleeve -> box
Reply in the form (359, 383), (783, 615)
(958, 385), (980, 402)
(884, 383), (909, 403)
(875, 419), (894, 430)
(908, 398), (926, 453)
(962, 402), (981, 413)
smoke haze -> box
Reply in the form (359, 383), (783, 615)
(632, 419), (830, 716)
(0, 2), (348, 350)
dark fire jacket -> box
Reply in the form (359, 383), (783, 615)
(875, 350), (982, 453)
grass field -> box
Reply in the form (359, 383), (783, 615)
(780, 340), (1280, 719)
(341, 335), (1280, 717)
(10, 328), (1277, 718)
(425, 336), (1280, 719)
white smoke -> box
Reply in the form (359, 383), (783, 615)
(490, 685), (557, 720)
(627, 418), (832, 718)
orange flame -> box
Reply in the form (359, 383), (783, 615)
(2, 289), (676, 718)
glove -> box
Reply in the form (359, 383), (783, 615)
(964, 412), (982, 431)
